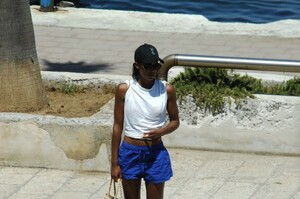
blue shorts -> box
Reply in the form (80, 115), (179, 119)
(118, 141), (173, 183)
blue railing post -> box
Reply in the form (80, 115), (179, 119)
(39, 0), (55, 12)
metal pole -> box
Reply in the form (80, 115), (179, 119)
(158, 54), (300, 81)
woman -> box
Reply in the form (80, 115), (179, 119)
(111, 43), (180, 199)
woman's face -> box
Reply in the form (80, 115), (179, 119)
(136, 61), (161, 80)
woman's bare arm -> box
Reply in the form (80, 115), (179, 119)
(111, 83), (127, 180)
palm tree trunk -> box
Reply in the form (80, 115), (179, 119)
(0, 0), (47, 112)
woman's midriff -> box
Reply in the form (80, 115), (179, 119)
(124, 136), (162, 146)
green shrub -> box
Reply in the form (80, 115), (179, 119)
(170, 67), (299, 115)
(59, 81), (81, 94)
(260, 76), (300, 96)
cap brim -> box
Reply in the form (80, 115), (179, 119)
(158, 58), (164, 64)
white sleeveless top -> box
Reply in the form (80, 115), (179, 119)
(124, 79), (168, 139)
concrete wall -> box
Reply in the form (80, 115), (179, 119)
(0, 95), (115, 172)
(0, 121), (111, 171)
(1, 73), (299, 171)
(165, 94), (300, 156)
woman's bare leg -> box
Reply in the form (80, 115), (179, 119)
(145, 182), (165, 199)
(122, 179), (142, 199)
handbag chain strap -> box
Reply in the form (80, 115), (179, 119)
(116, 179), (124, 199)
(108, 179), (124, 199)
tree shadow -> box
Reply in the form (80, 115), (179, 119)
(41, 60), (112, 73)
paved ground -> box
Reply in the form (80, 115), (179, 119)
(2, 8), (300, 199)
(1, 149), (299, 199)
(33, 25), (300, 78)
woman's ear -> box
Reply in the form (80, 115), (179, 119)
(134, 62), (140, 69)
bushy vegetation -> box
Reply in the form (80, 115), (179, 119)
(59, 81), (81, 94)
(46, 81), (116, 95)
(170, 67), (300, 115)
(259, 77), (300, 96)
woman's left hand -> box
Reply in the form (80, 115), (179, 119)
(143, 129), (162, 139)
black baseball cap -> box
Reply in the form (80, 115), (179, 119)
(134, 44), (164, 65)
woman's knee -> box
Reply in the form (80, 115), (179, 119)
(146, 182), (165, 199)
(122, 179), (142, 199)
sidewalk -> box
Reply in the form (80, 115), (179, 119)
(34, 25), (300, 79)
(1, 148), (299, 199)
(31, 6), (300, 79)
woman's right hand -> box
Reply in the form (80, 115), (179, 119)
(111, 164), (122, 181)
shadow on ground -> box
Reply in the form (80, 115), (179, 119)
(41, 60), (112, 73)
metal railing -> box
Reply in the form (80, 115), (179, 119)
(158, 54), (300, 81)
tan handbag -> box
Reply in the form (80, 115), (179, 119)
(105, 179), (124, 199)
